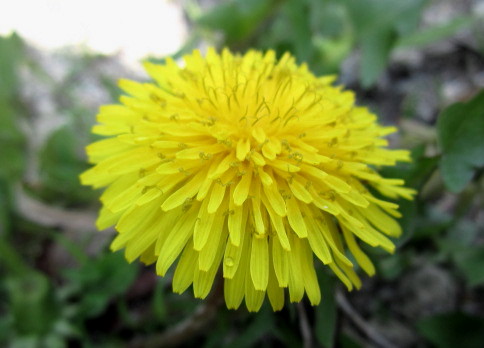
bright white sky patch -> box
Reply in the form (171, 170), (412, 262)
(0, 0), (187, 68)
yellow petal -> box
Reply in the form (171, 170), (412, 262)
(236, 138), (251, 161)
(262, 194), (291, 251)
(250, 181), (265, 235)
(262, 180), (286, 216)
(223, 221), (248, 279)
(271, 236), (289, 287)
(300, 239), (321, 305)
(161, 170), (206, 211)
(342, 226), (375, 276)
(106, 183), (143, 213)
(286, 198), (307, 238)
(316, 214), (353, 267)
(198, 209), (226, 272)
(244, 265), (265, 312)
(156, 205), (198, 276)
(207, 182), (226, 214)
(233, 171), (252, 206)
(224, 229), (249, 309)
(287, 234), (305, 302)
(302, 206), (332, 265)
(173, 240), (197, 293)
(228, 191), (248, 246)
(193, 229), (225, 299)
(288, 177), (312, 204)
(266, 250), (285, 311)
(193, 198), (216, 251)
(250, 235), (269, 291)
(96, 205), (122, 230)
(363, 204), (402, 237)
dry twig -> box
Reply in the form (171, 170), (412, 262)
(14, 184), (97, 231)
(336, 291), (397, 348)
(297, 302), (313, 348)
(129, 278), (224, 348)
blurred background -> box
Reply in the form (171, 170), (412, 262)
(1, 0), (484, 347)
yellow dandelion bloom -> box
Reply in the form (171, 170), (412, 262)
(81, 48), (415, 312)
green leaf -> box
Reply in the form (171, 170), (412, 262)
(413, 206), (452, 241)
(343, 0), (427, 86)
(378, 146), (439, 246)
(310, 0), (354, 73)
(230, 306), (274, 348)
(0, 313), (13, 342)
(283, 0), (313, 62)
(40, 334), (65, 348)
(338, 333), (364, 348)
(0, 32), (24, 100)
(452, 246), (484, 287)
(376, 253), (408, 281)
(0, 33), (26, 181)
(315, 271), (337, 348)
(6, 272), (60, 336)
(10, 337), (40, 348)
(202, 310), (231, 348)
(394, 198), (418, 247)
(344, 0), (427, 37)
(437, 90), (484, 192)
(360, 28), (397, 88)
(39, 125), (95, 205)
(64, 252), (138, 318)
(417, 312), (484, 348)
(397, 15), (477, 48)
(0, 182), (11, 236)
(197, 0), (273, 44)
(152, 279), (167, 324)
(0, 104), (26, 180)
(309, 0), (348, 37)
(379, 145), (436, 181)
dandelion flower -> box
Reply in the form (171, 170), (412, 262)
(81, 48), (415, 312)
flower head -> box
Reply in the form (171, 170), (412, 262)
(81, 48), (414, 312)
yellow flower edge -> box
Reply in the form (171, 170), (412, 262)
(81, 48), (415, 312)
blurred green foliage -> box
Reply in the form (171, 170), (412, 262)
(191, 0), (477, 85)
(0, 33), (26, 182)
(437, 91), (484, 193)
(417, 313), (484, 348)
(1, 0), (484, 347)
(39, 124), (96, 205)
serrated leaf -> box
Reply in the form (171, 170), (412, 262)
(437, 91), (484, 192)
